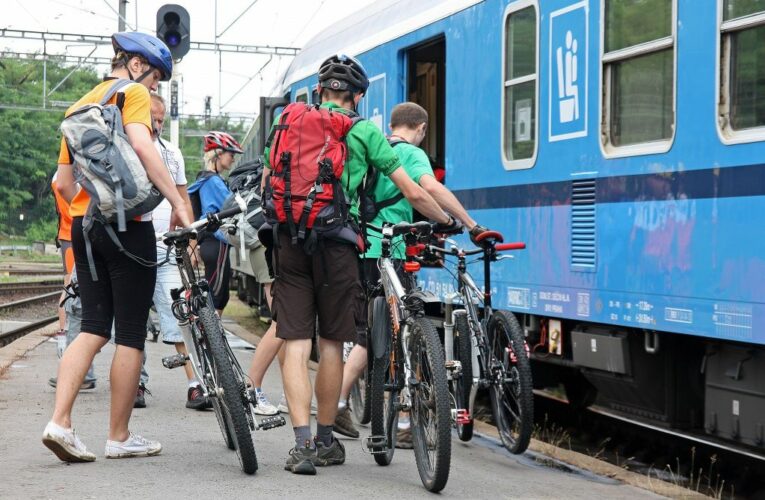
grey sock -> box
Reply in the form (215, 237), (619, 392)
(293, 426), (313, 449)
(316, 423), (334, 447)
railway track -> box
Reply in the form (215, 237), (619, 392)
(528, 390), (765, 498)
(0, 292), (61, 313)
(0, 315), (57, 348)
(0, 281), (63, 296)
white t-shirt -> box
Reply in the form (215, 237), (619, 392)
(152, 138), (187, 243)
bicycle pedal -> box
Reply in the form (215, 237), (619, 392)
(259, 415), (286, 430)
(161, 353), (188, 369)
(365, 435), (389, 454)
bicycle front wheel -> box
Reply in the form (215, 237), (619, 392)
(369, 297), (397, 465)
(199, 306), (258, 474)
(453, 312), (474, 442)
(409, 316), (451, 493)
(487, 310), (533, 455)
(350, 363), (371, 425)
(194, 321), (235, 450)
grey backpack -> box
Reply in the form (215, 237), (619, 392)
(60, 79), (164, 279)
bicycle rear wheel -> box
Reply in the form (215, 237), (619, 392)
(369, 297), (396, 465)
(487, 310), (533, 455)
(409, 316), (451, 493)
(453, 312), (474, 441)
(199, 306), (258, 474)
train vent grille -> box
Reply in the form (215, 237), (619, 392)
(571, 179), (596, 269)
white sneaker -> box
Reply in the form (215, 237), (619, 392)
(42, 421), (96, 462)
(105, 431), (162, 459)
(277, 394), (317, 415)
(253, 390), (279, 416)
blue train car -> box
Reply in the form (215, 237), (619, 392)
(245, 0), (765, 454)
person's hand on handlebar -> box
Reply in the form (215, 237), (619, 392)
(433, 214), (463, 235)
(469, 223), (491, 245)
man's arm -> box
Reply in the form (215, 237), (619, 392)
(419, 175), (476, 230)
(125, 123), (190, 227)
(388, 167), (450, 224)
(55, 164), (77, 203)
(169, 185), (193, 230)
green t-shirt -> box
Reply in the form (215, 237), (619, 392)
(264, 102), (400, 219)
(365, 142), (434, 259)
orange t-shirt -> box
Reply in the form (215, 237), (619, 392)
(58, 79), (152, 218)
(51, 176), (72, 241)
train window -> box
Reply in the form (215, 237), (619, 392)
(718, 0), (765, 142)
(601, 0), (675, 155)
(294, 87), (309, 104)
(501, 1), (538, 170)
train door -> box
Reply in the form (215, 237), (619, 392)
(407, 36), (446, 180)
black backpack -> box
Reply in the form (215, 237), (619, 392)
(359, 139), (407, 222)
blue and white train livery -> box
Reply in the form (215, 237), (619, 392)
(242, 0), (765, 454)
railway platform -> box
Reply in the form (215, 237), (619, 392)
(0, 320), (679, 499)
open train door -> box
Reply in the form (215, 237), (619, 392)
(258, 96), (289, 154)
(407, 36), (446, 182)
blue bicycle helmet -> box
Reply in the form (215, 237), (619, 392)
(112, 32), (173, 82)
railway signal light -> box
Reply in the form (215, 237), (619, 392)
(156, 4), (190, 61)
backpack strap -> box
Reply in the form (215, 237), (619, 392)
(98, 79), (133, 107)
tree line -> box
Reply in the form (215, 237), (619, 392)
(0, 58), (247, 241)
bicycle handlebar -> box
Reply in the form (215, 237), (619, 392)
(425, 238), (526, 257)
(162, 195), (246, 244)
(365, 220), (434, 237)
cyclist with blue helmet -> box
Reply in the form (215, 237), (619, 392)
(42, 32), (191, 463)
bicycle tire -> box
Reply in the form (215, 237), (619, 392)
(194, 320), (235, 450)
(409, 316), (451, 492)
(199, 306), (258, 474)
(453, 312), (474, 442)
(487, 309), (533, 455)
(350, 364), (371, 425)
(369, 297), (396, 465)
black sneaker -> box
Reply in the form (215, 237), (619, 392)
(284, 442), (317, 475)
(333, 406), (359, 438)
(185, 385), (209, 410)
(315, 437), (345, 466)
(134, 384), (147, 409)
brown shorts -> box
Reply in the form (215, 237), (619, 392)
(272, 232), (363, 342)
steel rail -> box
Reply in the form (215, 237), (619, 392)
(0, 292), (61, 312)
(0, 315), (58, 348)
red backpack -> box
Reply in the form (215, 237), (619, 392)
(263, 102), (364, 253)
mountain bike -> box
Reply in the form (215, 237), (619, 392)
(425, 231), (533, 454)
(161, 204), (285, 475)
(365, 221), (455, 493)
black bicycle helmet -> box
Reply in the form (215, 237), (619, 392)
(318, 54), (369, 93)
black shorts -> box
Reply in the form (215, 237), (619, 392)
(71, 217), (156, 350)
(272, 232), (363, 343)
